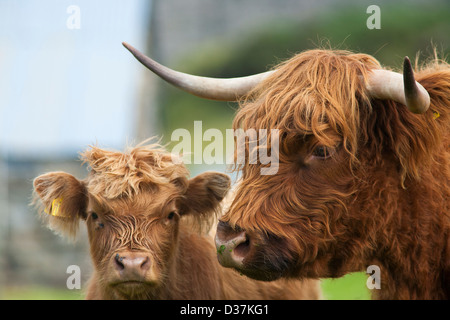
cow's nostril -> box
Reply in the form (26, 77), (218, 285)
(233, 236), (251, 258)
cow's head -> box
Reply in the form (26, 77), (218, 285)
(33, 143), (230, 298)
(123, 44), (438, 282)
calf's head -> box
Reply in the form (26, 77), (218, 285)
(33, 143), (230, 299)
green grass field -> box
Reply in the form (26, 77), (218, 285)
(2, 272), (371, 300)
(2, 286), (84, 300)
(321, 272), (371, 300)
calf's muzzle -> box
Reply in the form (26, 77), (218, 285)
(113, 251), (151, 281)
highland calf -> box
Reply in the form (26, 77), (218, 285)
(33, 143), (320, 300)
(124, 43), (450, 299)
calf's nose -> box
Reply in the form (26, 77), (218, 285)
(215, 221), (251, 269)
(113, 252), (151, 280)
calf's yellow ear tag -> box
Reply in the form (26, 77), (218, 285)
(45, 198), (64, 217)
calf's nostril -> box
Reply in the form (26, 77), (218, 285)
(114, 253), (125, 270)
(139, 256), (150, 271)
(113, 252), (152, 278)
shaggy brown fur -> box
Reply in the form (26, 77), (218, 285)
(33, 142), (320, 300)
(217, 49), (449, 299)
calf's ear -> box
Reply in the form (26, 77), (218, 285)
(33, 171), (88, 240)
(180, 171), (231, 219)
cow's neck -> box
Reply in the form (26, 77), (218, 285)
(368, 172), (448, 299)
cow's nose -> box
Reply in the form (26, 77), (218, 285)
(215, 221), (251, 269)
(113, 252), (151, 280)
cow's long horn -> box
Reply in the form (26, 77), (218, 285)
(366, 57), (430, 114)
(122, 42), (273, 101)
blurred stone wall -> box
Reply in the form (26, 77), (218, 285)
(0, 156), (92, 294)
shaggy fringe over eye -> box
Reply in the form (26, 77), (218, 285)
(232, 49), (378, 172)
(232, 48), (449, 183)
(80, 139), (189, 199)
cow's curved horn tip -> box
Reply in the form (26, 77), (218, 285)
(122, 42), (137, 55)
(403, 55), (430, 114)
(122, 42), (136, 52)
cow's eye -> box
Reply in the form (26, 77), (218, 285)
(91, 212), (98, 220)
(167, 212), (176, 220)
(312, 146), (332, 159)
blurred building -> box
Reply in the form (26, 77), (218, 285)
(135, 0), (338, 140)
(150, 0), (334, 64)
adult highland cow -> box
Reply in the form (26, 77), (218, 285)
(33, 142), (320, 300)
(123, 42), (449, 299)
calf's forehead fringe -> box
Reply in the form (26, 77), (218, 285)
(80, 142), (189, 200)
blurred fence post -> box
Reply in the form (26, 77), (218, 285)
(135, 0), (161, 142)
(0, 156), (9, 297)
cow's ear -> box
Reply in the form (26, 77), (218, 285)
(33, 172), (88, 240)
(179, 172), (231, 220)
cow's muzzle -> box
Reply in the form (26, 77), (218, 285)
(215, 221), (251, 269)
(215, 220), (298, 281)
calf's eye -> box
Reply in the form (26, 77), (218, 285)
(91, 212), (98, 220)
